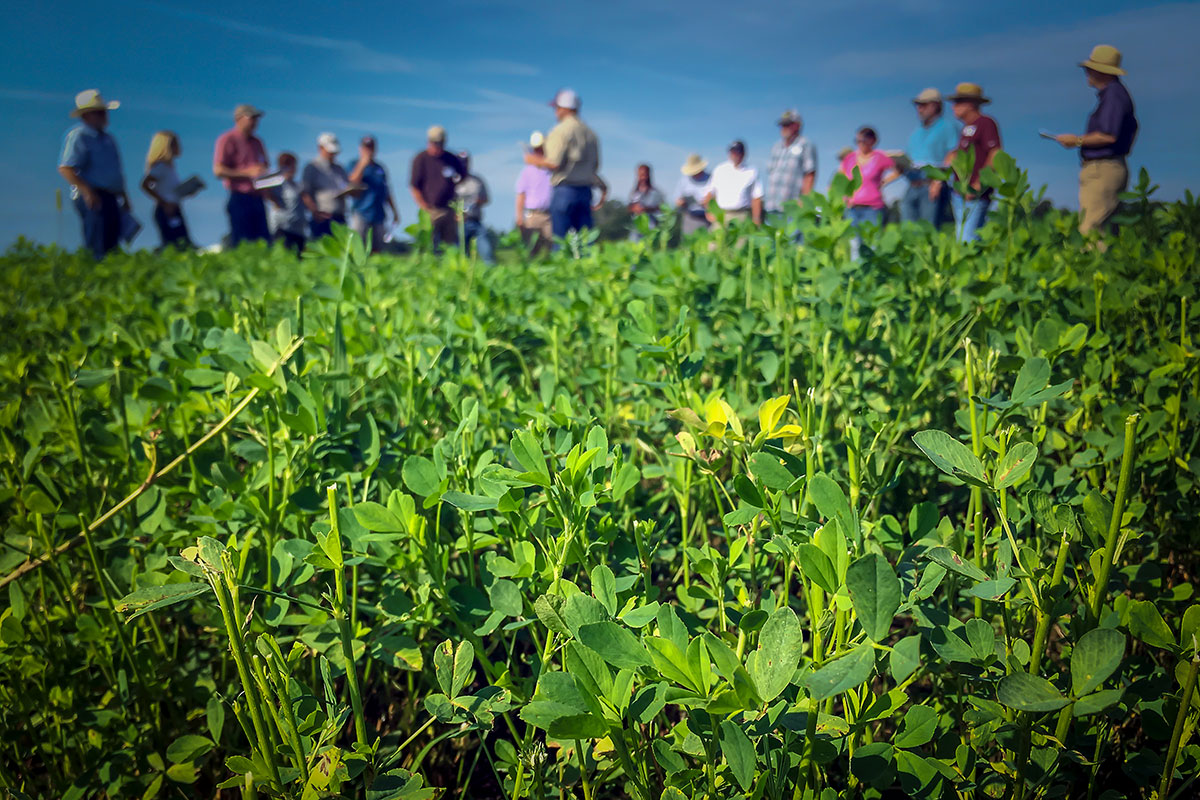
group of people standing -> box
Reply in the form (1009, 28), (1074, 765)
(56, 43), (1137, 261)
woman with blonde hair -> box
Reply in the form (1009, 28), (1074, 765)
(141, 131), (194, 249)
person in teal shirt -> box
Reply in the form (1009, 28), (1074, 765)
(902, 88), (960, 227)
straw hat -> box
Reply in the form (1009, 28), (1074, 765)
(947, 82), (991, 105)
(70, 89), (119, 117)
(912, 87), (942, 105)
(681, 153), (707, 176)
(427, 125), (446, 143)
(777, 109), (802, 127)
(1080, 44), (1126, 76)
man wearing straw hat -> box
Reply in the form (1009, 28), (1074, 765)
(673, 154), (710, 236)
(57, 89), (131, 260)
(1051, 45), (1138, 235)
(933, 82), (1002, 242)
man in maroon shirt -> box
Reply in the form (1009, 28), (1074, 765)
(213, 104), (271, 247)
(934, 83), (1001, 242)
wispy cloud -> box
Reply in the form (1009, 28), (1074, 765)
(245, 54), (293, 71)
(142, 2), (416, 73)
(467, 59), (541, 77)
(822, 2), (1200, 87)
(0, 87), (72, 104)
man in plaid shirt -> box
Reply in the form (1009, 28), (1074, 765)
(766, 109), (817, 216)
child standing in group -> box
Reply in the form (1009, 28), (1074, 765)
(268, 152), (306, 256)
(141, 131), (194, 249)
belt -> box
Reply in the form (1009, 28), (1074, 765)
(1081, 155), (1127, 163)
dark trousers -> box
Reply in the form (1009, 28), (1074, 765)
(550, 184), (593, 238)
(154, 205), (193, 250)
(227, 192), (270, 247)
(309, 214), (346, 241)
(278, 230), (306, 257)
(74, 190), (121, 260)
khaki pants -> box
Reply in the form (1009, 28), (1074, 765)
(520, 209), (552, 256)
(428, 207), (458, 248)
(1078, 159), (1128, 234)
(710, 208), (750, 229)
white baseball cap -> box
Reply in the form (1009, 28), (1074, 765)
(529, 131), (545, 148)
(317, 132), (341, 154)
(549, 88), (580, 110)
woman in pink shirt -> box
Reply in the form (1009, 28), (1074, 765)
(840, 126), (900, 256)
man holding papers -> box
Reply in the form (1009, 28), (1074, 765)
(1049, 45), (1138, 236)
(213, 104), (271, 247)
(301, 133), (353, 240)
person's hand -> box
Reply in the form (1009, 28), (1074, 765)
(314, 211), (331, 222)
(523, 153), (539, 166)
(79, 186), (99, 210)
(630, 203), (644, 215)
(358, 146), (372, 163)
(1055, 133), (1079, 149)
(928, 180), (942, 202)
(246, 163), (267, 178)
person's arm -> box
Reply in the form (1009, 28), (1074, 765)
(529, 129), (564, 170)
(349, 156), (369, 184)
(515, 191), (526, 225)
(1055, 131), (1117, 149)
(140, 173), (171, 211)
(752, 173), (765, 224)
(299, 165), (327, 220)
(592, 175), (608, 210)
(409, 186), (430, 212)
(409, 157), (431, 212)
(387, 192), (400, 224)
(800, 143), (817, 195)
(58, 130), (100, 209)
(478, 181), (489, 208)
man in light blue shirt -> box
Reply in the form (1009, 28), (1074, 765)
(57, 89), (131, 259)
(902, 88), (959, 227)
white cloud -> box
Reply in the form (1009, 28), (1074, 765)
(141, 2), (417, 73)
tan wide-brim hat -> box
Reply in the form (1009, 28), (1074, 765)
(427, 125), (446, 143)
(70, 89), (119, 117)
(681, 153), (708, 176)
(1080, 44), (1126, 76)
(948, 82), (991, 105)
(912, 87), (942, 105)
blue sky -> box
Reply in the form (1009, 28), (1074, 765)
(2, 0), (1198, 249)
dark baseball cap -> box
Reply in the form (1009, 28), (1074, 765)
(361, 135), (376, 147)
(728, 140), (746, 154)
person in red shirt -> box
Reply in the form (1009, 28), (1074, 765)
(213, 104), (270, 247)
(933, 83), (1001, 242)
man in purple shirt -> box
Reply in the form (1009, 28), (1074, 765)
(515, 131), (552, 255)
(213, 104), (271, 247)
(1053, 45), (1138, 235)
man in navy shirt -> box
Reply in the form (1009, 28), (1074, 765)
(1054, 45), (1138, 235)
(57, 90), (131, 260)
(349, 135), (398, 252)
